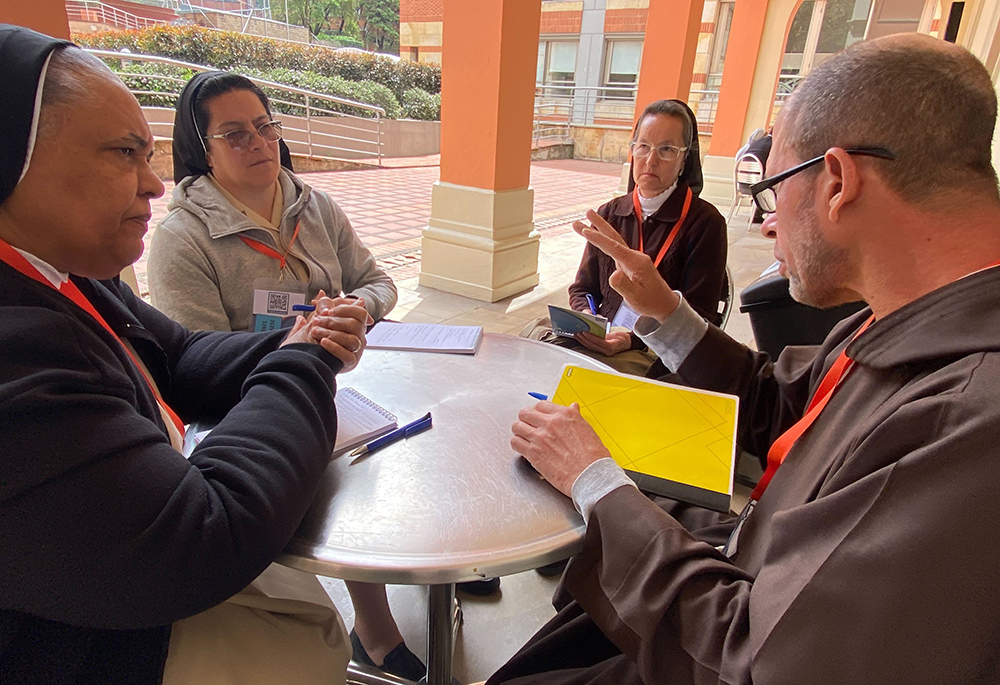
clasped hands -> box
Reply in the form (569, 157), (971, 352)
(279, 289), (371, 372)
(511, 210), (680, 497)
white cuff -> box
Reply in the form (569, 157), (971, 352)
(570, 457), (638, 523)
(634, 293), (709, 373)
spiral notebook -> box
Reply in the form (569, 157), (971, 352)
(333, 388), (398, 456)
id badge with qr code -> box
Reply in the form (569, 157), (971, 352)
(250, 277), (308, 332)
(610, 301), (642, 331)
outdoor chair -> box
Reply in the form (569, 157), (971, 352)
(717, 265), (735, 330)
(726, 152), (765, 230)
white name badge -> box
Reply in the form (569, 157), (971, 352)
(250, 277), (308, 332)
(610, 301), (642, 331)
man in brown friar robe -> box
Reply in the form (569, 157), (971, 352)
(493, 34), (1000, 685)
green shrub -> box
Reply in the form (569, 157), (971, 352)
(239, 67), (402, 119)
(401, 88), (440, 121)
(106, 60), (195, 108)
(75, 25), (440, 99)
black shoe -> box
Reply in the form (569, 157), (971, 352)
(350, 629), (427, 681)
(535, 558), (568, 577)
(456, 577), (501, 596)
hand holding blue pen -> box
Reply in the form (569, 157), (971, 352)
(585, 293), (598, 315)
(350, 412), (433, 457)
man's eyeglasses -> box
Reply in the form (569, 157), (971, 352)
(204, 120), (283, 151)
(749, 147), (896, 214)
(629, 141), (689, 163)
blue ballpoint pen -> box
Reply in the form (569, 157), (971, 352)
(528, 392), (548, 401)
(585, 293), (598, 315)
(349, 412), (433, 457)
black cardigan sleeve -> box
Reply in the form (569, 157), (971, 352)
(0, 304), (341, 630)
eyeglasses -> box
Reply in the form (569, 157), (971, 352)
(204, 120), (283, 151)
(749, 147), (896, 214)
(629, 141), (689, 163)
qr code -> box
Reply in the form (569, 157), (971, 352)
(267, 291), (290, 314)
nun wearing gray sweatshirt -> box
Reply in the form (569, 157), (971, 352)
(149, 168), (397, 332)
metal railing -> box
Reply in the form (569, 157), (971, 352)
(87, 49), (385, 165)
(687, 88), (720, 135)
(532, 83), (722, 141)
(66, 0), (310, 44)
(66, 0), (168, 30)
(180, 6), (311, 44)
(533, 83), (638, 133)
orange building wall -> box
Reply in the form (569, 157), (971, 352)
(1, 0), (71, 39)
(604, 7), (648, 32)
(540, 10), (583, 33)
(400, 0), (444, 22)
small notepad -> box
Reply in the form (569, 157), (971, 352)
(334, 388), (398, 456)
(364, 322), (484, 354)
(548, 304), (609, 339)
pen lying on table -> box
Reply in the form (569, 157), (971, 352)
(350, 412), (433, 458)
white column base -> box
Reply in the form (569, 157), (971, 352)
(419, 182), (540, 303)
(617, 162), (631, 195)
(700, 154), (738, 214)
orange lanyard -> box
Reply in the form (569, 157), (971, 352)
(750, 314), (874, 501)
(633, 186), (693, 269)
(751, 257), (1000, 502)
(239, 221), (300, 271)
(0, 238), (186, 439)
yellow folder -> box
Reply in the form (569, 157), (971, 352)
(551, 365), (739, 512)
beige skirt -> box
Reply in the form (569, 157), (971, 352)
(162, 563), (350, 685)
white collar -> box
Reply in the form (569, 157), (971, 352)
(637, 181), (678, 219)
(14, 247), (68, 288)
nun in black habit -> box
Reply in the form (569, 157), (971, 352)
(0, 24), (359, 685)
(523, 99), (728, 377)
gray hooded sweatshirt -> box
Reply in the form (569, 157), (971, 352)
(148, 169), (397, 332)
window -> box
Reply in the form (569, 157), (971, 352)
(707, 2), (735, 87)
(537, 39), (578, 86)
(603, 39), (643, 91)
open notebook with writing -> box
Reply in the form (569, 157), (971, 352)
(550, 365), (739, 513)
(333, 388), (397, 456)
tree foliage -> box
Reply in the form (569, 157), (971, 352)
(270, 0), (399, 54)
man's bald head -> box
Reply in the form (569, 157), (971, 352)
(782, 34), (998, 204)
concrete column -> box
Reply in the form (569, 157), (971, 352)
(573, 0), (609, 125)
(634, 0), (707, 111)
(616, 0), (706, 194)
(0, 0), (70, 38)
(701, 0), (803, 209)
(419, 0), (542, 302)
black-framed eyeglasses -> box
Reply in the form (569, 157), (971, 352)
(204, 120), (283, 151)
(749, 147), (896, 214)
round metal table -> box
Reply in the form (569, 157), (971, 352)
(277, 333), (609, 685)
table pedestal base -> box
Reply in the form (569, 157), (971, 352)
(422, 584), (463, 685)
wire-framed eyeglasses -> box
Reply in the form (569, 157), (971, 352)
(749, 147), (896, 214)
(204, 120), (283, 151)
(629, 141), (689, 163)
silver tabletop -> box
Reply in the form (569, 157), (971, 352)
(277, 333), (609, 585)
